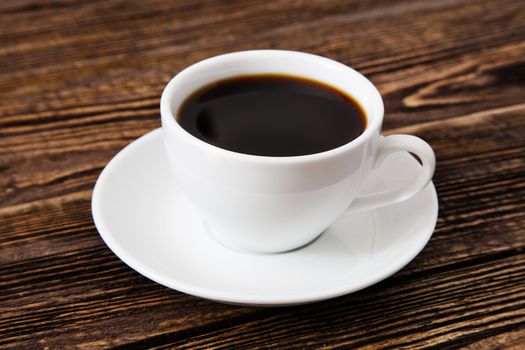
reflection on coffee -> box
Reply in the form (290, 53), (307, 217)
(177, 74), (366, 157)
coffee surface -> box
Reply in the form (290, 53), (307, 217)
(177, 74), (366, 157)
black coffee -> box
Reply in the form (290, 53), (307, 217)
(177, 74), (366, 157)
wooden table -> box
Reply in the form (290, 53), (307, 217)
(1, 0), (524, 348)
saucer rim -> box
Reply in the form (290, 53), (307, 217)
(92, 128), (438, 306)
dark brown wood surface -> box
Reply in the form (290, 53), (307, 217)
(1, 0), (524, 348)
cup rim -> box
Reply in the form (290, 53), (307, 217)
(160, 50), (384, 164)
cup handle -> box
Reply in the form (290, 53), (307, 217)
(348, 134), (436, 212)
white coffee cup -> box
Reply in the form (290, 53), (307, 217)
(161, 50), (435, 253)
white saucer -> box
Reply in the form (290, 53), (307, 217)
(92, 129), (438, 306)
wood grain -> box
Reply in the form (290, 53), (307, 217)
(1, 0), (524, 349)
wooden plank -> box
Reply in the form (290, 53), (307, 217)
(1, 0), (524, 122)
(1, 102), (523, 348)
(1, 0), (524, 348)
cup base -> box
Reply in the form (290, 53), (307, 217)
(202, 220), (325, 254)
